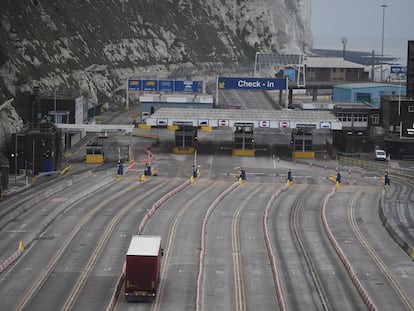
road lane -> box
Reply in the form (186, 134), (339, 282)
(327, 185), (414, 310)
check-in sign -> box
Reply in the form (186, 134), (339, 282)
(218, 77), (286, 90)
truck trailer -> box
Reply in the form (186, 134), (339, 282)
(125, 235), (162, 301)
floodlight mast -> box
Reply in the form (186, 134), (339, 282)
(380, 4), (388, 82)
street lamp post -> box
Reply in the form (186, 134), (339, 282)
(380, 4), (388, 82)
(14, 128), (18, 184)
(254, 52), (260, 77)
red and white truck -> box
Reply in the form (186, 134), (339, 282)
(124, 235), (162, 301)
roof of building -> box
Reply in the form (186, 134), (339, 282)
(145, 107), (342, 130)
(333, 102), (379, 110)
(382, 95), (414, 102)
(140, 94), (213, 104)
(306, 57), (365, 69)
(334, 82), (401, 89)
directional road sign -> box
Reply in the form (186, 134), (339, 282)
(390, 66), (407, 74)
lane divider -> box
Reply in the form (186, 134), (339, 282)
(321, 186), (377, 311)
(137, 179), (191, 235)
(106, 178), (191, 311)
(0, 241), (24, 273)
(262, 185), (289, 311)
(195, 181), (240, 311)
(0, 174), (114, 274)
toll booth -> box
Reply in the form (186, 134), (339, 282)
(291, 125), (315, 159)
(85, 144), (104, 163)
(173, 125), (198, 154)
(233, 123), (255, 156)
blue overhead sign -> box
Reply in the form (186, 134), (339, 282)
(218, 77), (287, 90)
(143, 80), (158, 91)
(128, 79), (202, 93)
(390, 66), (407, 74)
(175, 80), (203, 93)
(159, 80), (174, 92)
(128, 79), (141, 91)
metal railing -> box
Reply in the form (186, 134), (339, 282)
(336, 156), (414, 180)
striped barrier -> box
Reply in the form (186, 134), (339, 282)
(137, 179), (191, 235)
(0, 241), (24, 273)
(262, 185), (289, 311)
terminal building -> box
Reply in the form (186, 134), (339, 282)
(333, 82), (406, 107)
(305, 57), (369, 82)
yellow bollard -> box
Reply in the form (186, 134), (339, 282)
(151, 167), (158, 176)
(18, 240), (25, 252)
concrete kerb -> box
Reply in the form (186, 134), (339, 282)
(0, 172), (115, 274)
(378, 190), (414, 260)
(0, 170), (93, 229)
(322, 186), (377, 310)
(21, 174), (116, 254)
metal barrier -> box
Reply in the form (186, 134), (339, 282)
(336, 156), (414, 180)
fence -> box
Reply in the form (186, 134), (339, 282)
(336, 156), (414, 180)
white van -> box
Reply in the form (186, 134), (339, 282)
(98, 131), (109, 138)
(374, 149), (387, 161)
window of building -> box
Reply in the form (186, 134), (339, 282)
(372, 114), (380, 124)
(408, 106), (414, 112)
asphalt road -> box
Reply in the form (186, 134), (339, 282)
(1, 104), (414, 310)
